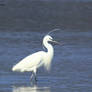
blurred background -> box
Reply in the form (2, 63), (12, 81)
(0, 0), (92, 31)
(0, 0), (92, 92)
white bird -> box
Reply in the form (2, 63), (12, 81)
(12, 35), (60, 81)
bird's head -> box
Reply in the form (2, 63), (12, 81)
(43, 35), (53, 42)
(43, 35), (60, 45)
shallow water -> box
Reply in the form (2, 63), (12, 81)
(0, 30), (92, 92)
(0, 1), (92, 92)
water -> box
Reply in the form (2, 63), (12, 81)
(0, 1), (92, 92)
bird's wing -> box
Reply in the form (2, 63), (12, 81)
(12, 51), (45, 71)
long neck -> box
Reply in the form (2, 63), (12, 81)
(43, 40), (54, 71)
(43, 40), (54, 56)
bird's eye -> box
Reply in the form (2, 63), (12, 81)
(49, 38), (53, 40)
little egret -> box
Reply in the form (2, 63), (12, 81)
(12, 34), (60, 81)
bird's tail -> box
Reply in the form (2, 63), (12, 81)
(12, 66), (16, 71)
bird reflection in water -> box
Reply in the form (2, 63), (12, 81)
(12, 84), (50, 92)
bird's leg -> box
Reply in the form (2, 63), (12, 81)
(30, 72), (34, 81)
(33, 72), (37, 82)
(33, 68), (37, 82)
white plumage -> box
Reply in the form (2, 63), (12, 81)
(12, 35), (59, 81)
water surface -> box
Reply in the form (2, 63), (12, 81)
(0, 1), (92, 92)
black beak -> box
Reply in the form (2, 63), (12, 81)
(52, 40), (61, 45)
(49, 40), (63, 46)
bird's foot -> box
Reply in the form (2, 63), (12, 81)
(35, 77), (37, 82)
